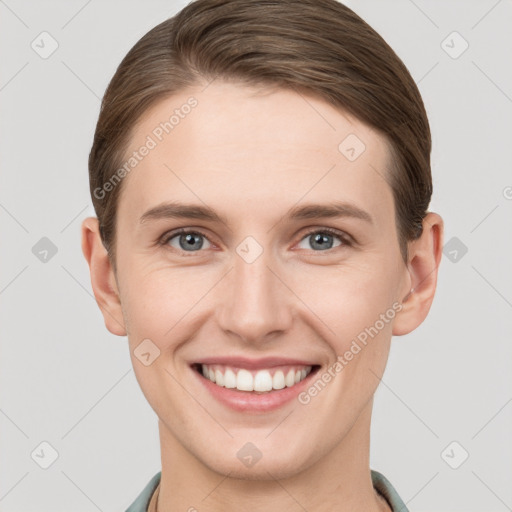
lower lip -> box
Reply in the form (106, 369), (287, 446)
(193, 366), (318, 413)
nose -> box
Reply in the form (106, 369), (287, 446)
(216, 243), (293, 345)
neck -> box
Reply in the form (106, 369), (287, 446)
(156, 399), (390, 512)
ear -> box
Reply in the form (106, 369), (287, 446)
(81, 217), (127, 336)
(393, 212), (444, 336)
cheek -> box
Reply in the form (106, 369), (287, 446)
(120, 267), (198, 414)
(124, 257), (398, 330)
(295, 266), (397, 419)
(120, 263), (206, 335)
(119, 245), (402, 351)
(294, 260), (399, 343)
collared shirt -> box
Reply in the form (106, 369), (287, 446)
(125, 469), (409, 512)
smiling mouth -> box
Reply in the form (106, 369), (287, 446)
(192, 363), (320, 393)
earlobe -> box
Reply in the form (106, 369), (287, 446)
(392, 212), (444, 336)
(81, 217), (127, 336)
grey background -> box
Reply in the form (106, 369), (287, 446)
(1, 0), (511, 511)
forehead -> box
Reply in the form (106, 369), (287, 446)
(117, 80), (394, 228)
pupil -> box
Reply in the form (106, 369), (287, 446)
(312, 233), (332, 250)
(181, 233), (203, 250)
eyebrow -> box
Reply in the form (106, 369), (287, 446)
(139, 200), (373, 225)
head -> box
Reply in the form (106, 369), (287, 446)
(82, 0), (443, 480)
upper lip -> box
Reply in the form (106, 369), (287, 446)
(192, 356), (319, 370)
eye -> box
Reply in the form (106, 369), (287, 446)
(296, 228), (351, 251)
(161, 229), (212, 252)
(159, 227), (352, 255)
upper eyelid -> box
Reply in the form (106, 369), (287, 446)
(160, 228), (212, 244)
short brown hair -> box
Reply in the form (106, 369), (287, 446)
(89, 0), (432, 264)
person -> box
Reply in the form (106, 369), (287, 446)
(81, 0), (443, 510)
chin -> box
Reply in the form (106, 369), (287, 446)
(195, 442), (316, 481)
(209, 459), (303, 481)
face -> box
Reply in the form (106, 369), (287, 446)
(106, 81), (412, 478)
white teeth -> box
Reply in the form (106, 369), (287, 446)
(273, 370), (285, 390)
(224, 369), (236, 388)
(285, 369), (296, 387)
(254, 370), (273, 392)
(236, 369), (254, 391)
(215, 369), (224, 387)
(199, 364), (313, 392)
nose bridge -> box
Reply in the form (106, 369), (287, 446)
(216, 238), (292, 342)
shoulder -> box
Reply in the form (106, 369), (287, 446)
(124, 470), (404, 512)
(371, 469), (409, 512)
(125, 471), (162, 512)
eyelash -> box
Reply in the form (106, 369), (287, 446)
(158, 227), (353, 255)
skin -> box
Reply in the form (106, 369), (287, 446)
(82, 80), (443, 512)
